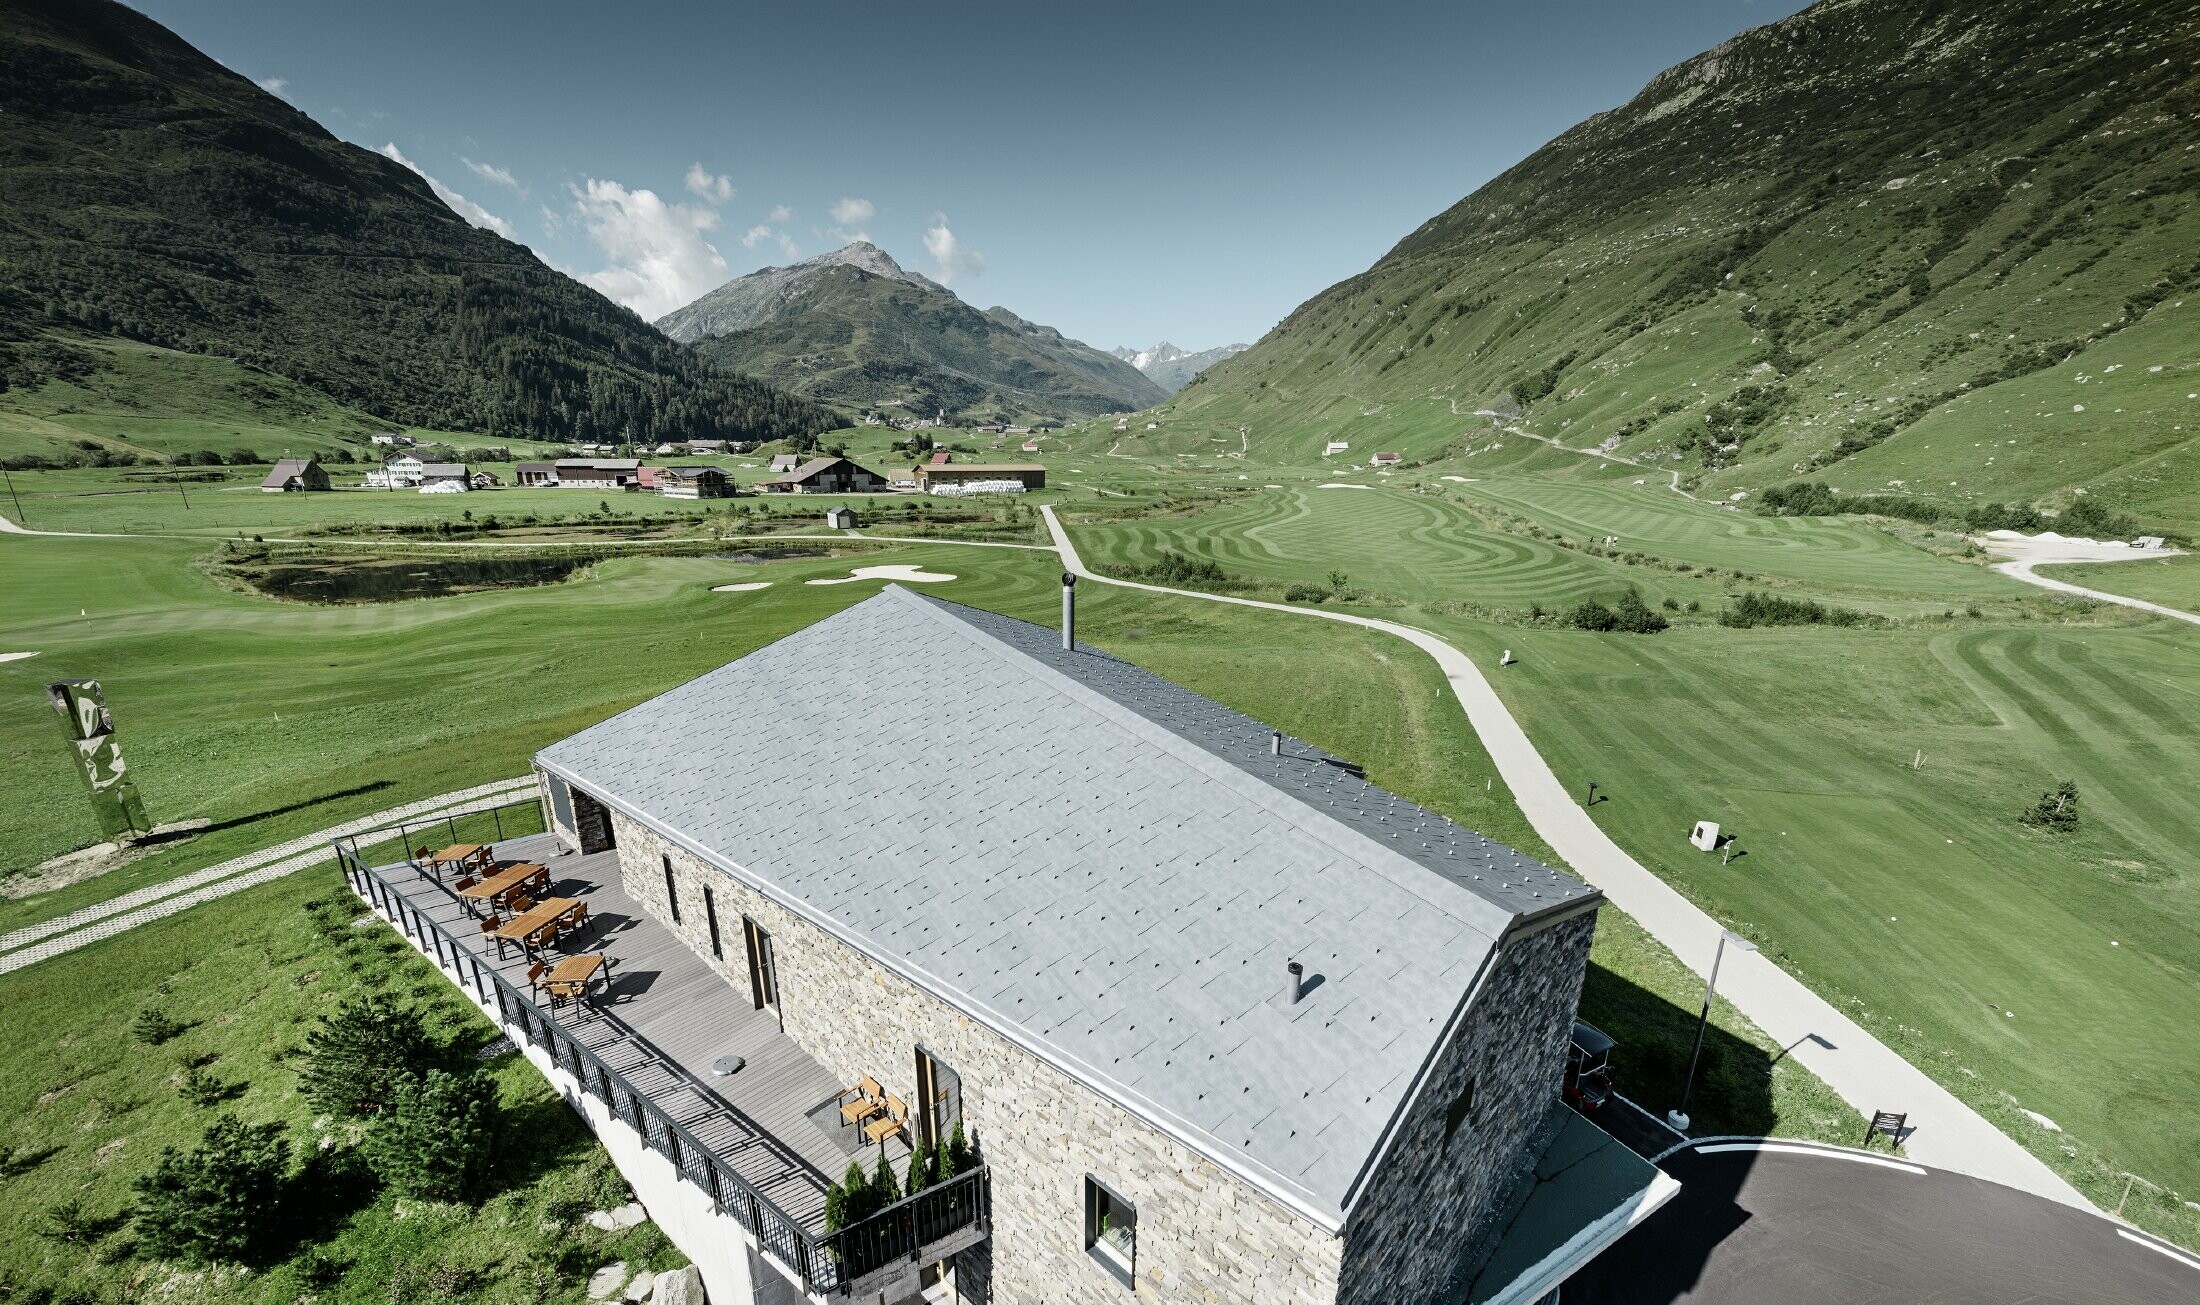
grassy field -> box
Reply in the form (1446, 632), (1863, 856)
(0, 526), (1866, 1299)
(1062, 472), (2200, 1243)
(2039, 552), (2200, 612)
(0, 863), (685, 1304)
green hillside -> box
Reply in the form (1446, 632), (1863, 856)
(1150, 0), (2200, 530)
(0, 0), (837, 450)
(688, 263), (1167, 424)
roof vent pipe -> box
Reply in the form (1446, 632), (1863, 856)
(1060, 572), (1076, 651)
(1287, 959), (1305, 1004)
(1271, 730), (1282, 756)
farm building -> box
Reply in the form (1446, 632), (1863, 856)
(659, 466), (733, 499)
(636, 466), (663, 491)
(469, 470), (500, 490)
(758, 456), (888, 495)
(259, 458), (330, 493)
(416, 462), (470, 492)
(769, 453), (802, 474)
(514, 462), (556, 487)
(1370, 452), (1402, 466)
(824, 506), (857, 529)
(554, 459), (643, 489)
(915, 463), (1047, 493)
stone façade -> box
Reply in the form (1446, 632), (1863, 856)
(601, 807), (1597, 1305)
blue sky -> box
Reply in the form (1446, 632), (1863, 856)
(137, 0), (1811, 351)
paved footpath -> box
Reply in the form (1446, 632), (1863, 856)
(1042, 505), (2092, 1210)
(0, 776), (536, 974)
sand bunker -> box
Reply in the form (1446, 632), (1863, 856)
(806, 564), (957, 586)
(1441, 476), (1478, 483)
(1317, 482), (1373, 490)
(710, 582), (774, 593)
(0, 652), (39, 664)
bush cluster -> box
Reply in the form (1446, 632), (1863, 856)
(1717, 591), (1874, 628)
(1567, 589), (1668, 634)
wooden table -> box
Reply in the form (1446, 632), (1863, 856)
(541, 953), (608, 1005)
(457, 862), (547, 912)
(491, 896), (586, 958)
(423, 842), (483, 875)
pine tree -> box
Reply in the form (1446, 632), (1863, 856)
(364, 1069), (500, 1201)
(131, 1115), (290, 1265)
(296, 997), (436, 1118)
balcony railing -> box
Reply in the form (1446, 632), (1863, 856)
(335, 845), (989, 1297)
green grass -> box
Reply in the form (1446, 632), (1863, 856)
(2038, 553), (2200, 612)
(0, 866), (679, 1303)
(1062, 476), (2200, 1245)
(0, 527), (1869, 1300)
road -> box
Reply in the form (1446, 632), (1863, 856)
(1568, 1141), (2197, 1303)
(1978, 535), (2199, 626)
(1040, 504), (2091, 1210)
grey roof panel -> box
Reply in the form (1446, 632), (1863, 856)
(537, 585), (1596, 1225)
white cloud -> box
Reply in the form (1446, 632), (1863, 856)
(923, 214), (986, 286)
(740, 224), (773, 250)
(778, 232), (801, 259)
(570, 178), (729, 320)
(829, 196), (875, 227)
(378, 143), (513, 238)
(256, 76), (288, 97)
(464, 158), (521, 189)
(768, 205), (793, 223)
(684, 164), (735, 205)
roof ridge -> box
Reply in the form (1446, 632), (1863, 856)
(886, 586), (1515, 939)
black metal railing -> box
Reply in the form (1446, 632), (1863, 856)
(336, 795), (545, 875)
(333, 845), (988, 1296)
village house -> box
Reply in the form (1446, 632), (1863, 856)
(259, 458), (330, 493)
(758, 456), (888, 495)
(341, 586), (1670, 1305)
(769, 453), (803, 474)
(468, 470), (501, 490)
(555, 458), (643, 490)
(659, 465), (733, 499)
(1370, 452), (1403, 467)
(514, 462), (557, 487)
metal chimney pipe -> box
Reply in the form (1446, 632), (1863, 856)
(1271, 730), (1282, 756)
(1287, 959), (1305, 1004)
(1061, 572), (1076, 651)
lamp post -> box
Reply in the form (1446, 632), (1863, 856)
(1668, 930), (1757, 1133)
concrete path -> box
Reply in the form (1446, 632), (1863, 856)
(1978, 534), (2197, 625)
(0, 776), (536, 974)
(1041, 505), (2091, 1210)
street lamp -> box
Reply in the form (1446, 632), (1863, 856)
(1668, 930), (1758, 1133)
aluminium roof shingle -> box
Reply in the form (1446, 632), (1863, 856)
(536, 584), (1597, 1226)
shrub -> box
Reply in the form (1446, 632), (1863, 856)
(177, 1065), (237, 1107)
(40, 1199), (125, 1246)
(1610, 589), (1670, 633)
(1567, 599), (1619, 632)
(132, 1115), (290, 1266)
(296, 997), (437, 1118)
(1718, 591), (1873, 628)
(133, 1007), (184, 1046)
(365, 1069), (499, 1201)
(1282, 583), (1330, 603)
(1119, 550), (1245, 590)
(2020, 780), (2080, 833)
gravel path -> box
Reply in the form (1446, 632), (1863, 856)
(1042, 504), (2091, 1210)
(1979, 534), (2197, 626)
(0, 776), (536, 974)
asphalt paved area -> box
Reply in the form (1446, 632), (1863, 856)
(1566, 1142), (2198, 1304)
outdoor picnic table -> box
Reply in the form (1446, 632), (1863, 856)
(492, 896), (586, 958)
(457, 862), (548, 911)
(423, 842), (484, 874)
(541, 953), (609, 1005)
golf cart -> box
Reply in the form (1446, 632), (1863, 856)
(1563, 1020), (1615, 1112)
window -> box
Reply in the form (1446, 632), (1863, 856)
(743, 916), (779, 1012)
(547, 776), (575, 835)
(915, 1046), (962, 1151)
(662, 854), (680, 925)
(703, 885), (723, 960)
(1444, 1075), (1479, 1144)
(1084, 1176), (1136, 1287)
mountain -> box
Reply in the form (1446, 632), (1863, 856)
(656, 242), (945, 341)
(1110, 341), (1250, 394)
(0, 0), (837, 450)
(660, 244), (1166, 424)
(1156, 0), (2200, 527)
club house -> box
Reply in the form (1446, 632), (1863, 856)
(339, 585), (1669, 1304)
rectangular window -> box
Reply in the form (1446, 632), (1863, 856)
(743, 916), (779, 1012)
(1444, 1075), (1479, 1144)
(703, 885), (723, 960)
(662, 854), (680, 925)
(547, 776), (575, 835)
(1084, 1176), (1136, 1288)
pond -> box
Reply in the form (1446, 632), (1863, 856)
(228, 553), (588, 603)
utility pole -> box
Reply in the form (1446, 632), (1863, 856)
(1671, 930), (1758, 1133)
(1, 466), (25, 526)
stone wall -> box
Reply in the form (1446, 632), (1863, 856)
(610, 812), (1347, 1305)
(1334, 913), (1597, 1305)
